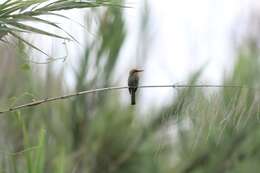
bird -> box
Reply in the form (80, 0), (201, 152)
(128, 69), (144, 105)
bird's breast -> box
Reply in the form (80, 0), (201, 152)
(128, 73), (139, 86)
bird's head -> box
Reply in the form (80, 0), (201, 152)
(129, 69), (144, 75)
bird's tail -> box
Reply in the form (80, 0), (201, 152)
(131, 92), (136, 105)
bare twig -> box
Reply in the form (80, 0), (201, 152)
(0, 84), (252, 114)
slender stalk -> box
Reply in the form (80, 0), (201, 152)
(0, 84), (253, 114)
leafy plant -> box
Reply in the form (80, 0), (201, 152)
(0, 0), (123, 56)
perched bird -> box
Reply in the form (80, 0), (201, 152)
(128, 69), (144, 105)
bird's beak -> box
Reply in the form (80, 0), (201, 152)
(136, 70), (144, 73)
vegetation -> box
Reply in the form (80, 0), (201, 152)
(0, 0), (121, 56)
(0, 0), (259, 173)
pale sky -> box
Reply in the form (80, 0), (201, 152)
(120, 0), (254, 107)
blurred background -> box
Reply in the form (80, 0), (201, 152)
(0, 0), (259, 172)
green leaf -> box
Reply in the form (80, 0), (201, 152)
(9, 31), (52, 58)
(4, 20), (70, 40)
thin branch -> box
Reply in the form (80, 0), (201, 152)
(0, 84), (254, 114)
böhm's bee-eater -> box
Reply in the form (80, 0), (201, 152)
(128, 69), (144, 105)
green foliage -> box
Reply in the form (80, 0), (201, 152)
(0, 0), (122, 56)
